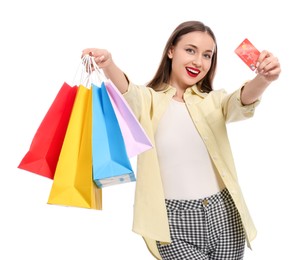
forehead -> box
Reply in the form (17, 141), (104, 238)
(177, 31), (215, 50)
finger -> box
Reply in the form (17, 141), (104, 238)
(256, 51), (276, 70)
(258, 50), (271, 63)
(81, 48), (97, 58)
(258, 61), (281, 81)
(82, 48), (90, 56)
(95, 55), (105, 63)
(262, 68), (281, 82)
(259, 57), (279, 74)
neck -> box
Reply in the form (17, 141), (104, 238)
(173, 91), (185, 102)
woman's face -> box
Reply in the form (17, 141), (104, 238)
(168, 31), (215, 90)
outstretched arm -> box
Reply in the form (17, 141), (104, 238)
(82, 48), (129, 94)
(241, 50), (281, 105)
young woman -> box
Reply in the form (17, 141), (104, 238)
(82, 20), (281, 260)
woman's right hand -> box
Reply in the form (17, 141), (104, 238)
(81, 48), (112, 69)
(81, 48), (129, 93)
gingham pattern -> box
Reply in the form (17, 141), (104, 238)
(156, 189), (245, 260)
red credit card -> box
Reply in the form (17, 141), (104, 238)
(235, 38), (260, 71)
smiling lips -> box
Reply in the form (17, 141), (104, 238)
(186, 67), (200, 78)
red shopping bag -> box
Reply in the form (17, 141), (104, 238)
(18, 82), (78, 179)
(48, 85), (102, 209)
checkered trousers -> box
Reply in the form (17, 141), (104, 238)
(156, 189), (246, 260)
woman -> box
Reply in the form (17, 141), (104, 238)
(82, 20), (281, 259)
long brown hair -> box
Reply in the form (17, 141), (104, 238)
(147, 21), (217, 93)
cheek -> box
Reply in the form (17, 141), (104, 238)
(201, 62), (212, 77)
(201, 59), (211, 69)
(205, 60), (212, 70)
(171, 57), (186, 71)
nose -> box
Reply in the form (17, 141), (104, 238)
(192, 56), (203, 68)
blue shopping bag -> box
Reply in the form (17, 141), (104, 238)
(92, 83), (135, 188)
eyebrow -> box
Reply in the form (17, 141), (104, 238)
(186, 44), (214, 53)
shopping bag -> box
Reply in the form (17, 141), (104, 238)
(92, 83), (135, 188)
(18, 82), (78, 179)
(48, 85), (102, 209)
(105, 79), (152, 158)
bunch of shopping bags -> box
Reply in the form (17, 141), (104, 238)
(18, 55), (152, 210)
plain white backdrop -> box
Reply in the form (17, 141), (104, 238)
(1, 0), (301, 259)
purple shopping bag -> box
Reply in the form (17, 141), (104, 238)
(105, 80), (152, 157)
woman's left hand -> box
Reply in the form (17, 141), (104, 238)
(256, 50), (281, 82)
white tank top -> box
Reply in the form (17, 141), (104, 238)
(155, 99), (225, 200)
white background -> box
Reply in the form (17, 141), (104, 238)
(1, 0), (301, 259)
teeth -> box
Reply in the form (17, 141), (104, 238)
(187, 68), (198, 74)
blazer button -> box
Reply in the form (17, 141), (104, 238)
(202, 199), (208, 206)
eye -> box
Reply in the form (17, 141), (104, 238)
(203, 53), (212, 60)
(185, 48), (196, 55)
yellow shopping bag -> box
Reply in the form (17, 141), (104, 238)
(47, 85), (102, 210)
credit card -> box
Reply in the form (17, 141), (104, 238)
(235, 38), (260, 71)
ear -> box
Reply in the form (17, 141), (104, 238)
(167, 46), (174, 59)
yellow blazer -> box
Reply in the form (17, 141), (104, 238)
(123, 82), (259, 259)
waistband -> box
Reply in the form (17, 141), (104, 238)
(165, 188), (231, 210)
